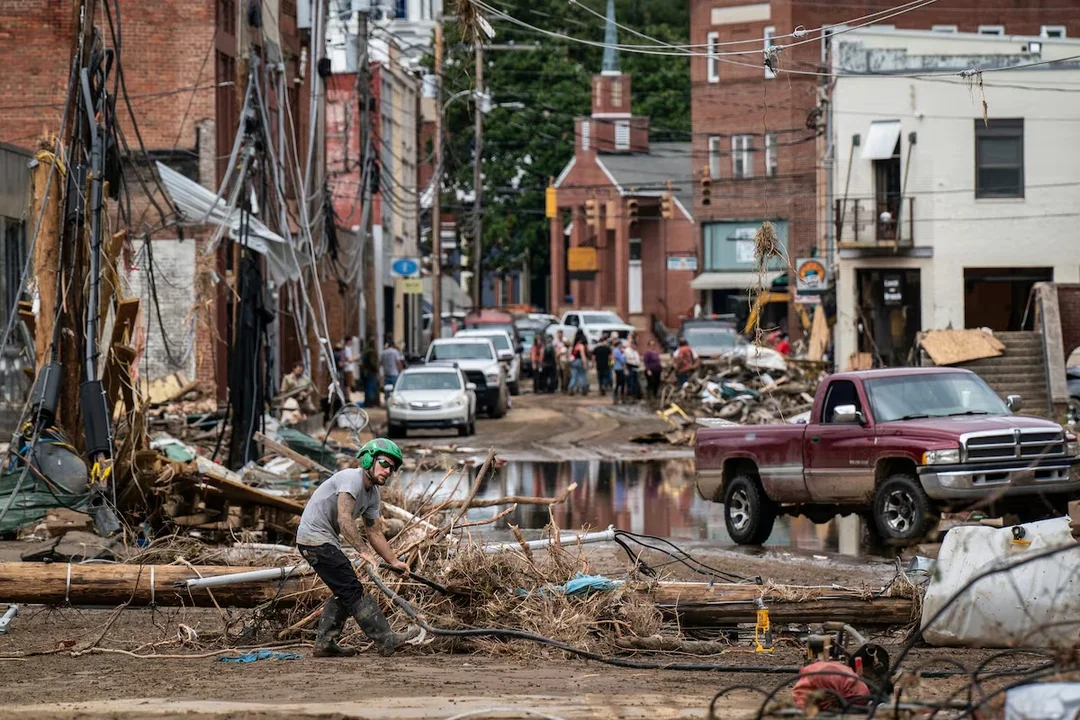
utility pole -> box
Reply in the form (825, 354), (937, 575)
(358, 5), (377, 349)
(471, 41), (484, 310)
(430, 24), (444, 341)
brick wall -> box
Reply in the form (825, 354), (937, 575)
(0, 0), (215, 153)
(1058, 284), (1080, 362)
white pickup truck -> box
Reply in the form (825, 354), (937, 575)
(545, 310), (635, 349)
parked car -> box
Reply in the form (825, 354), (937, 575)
(1067, 366), (1080, 425)
(462, 309), (522, 348)
(454, 328), (521, 396)
(695, 367), (1080, 547)
(425, 338), (508, 418)
(386, 363), (477, 438)
(546, 310), (635, 349)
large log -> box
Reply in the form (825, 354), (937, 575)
(650, 583), (916, 626)
(0, 563), (316, 608)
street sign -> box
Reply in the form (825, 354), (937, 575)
(567, 247), (597, 281)
(667, 256), (698, 272)
(390, 257), (420, 277)
(401, 278), (424, 294)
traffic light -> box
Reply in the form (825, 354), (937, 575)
(585, 197), (599, 230)
(701, 165), (712, 206)
(545, 177), (557, 218)
(661, 180), (674, 219)
(626, 198), (639, 225)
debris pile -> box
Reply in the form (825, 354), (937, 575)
(641, 356), (828, 445)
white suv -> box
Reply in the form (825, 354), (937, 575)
(425, 338), (509, 418)
(454, 328), (521, 396)
(386, 363), (477, 438)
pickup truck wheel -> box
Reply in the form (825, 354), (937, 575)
(724, 476), (777, 545)
(873, 474), (935, 546)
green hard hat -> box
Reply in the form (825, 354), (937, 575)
(358, 437), (404, 469)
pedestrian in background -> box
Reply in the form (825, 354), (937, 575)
(612, 339), (626, 403)
(568, 330), (589, 395)
(775, 332), (792, 356)
(593, 337), (612, 393)
(361, 337), (380, 407)
(555, 330), (570, 393)
(541, 334), (557, 393)
(343, 336), (359, 392)
(530, 335), (544, 394)
(624, 338), (642, 400)
(673, 337), (697, 386)
(380, 340), (405, 404)
(643, 339), (662, 401)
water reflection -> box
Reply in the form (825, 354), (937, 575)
(399, 459), (847, 553)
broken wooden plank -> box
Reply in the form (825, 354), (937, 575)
(920, 329), (1004, 366)
(187, 456), (306, 515)
(253, 431), (332, 475)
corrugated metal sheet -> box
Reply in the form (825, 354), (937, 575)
(0, 144), (31, 219)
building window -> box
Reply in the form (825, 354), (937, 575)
(1042, 25), (1066, 38)
(932, 25), (958, 33)
(396, 0), (407, 19)
(732, 135), (752, 179)
(763, 26), (776, 79)
(581, 120), (590, 150)
(610, 78), (622, 108)
(765, 133), (777, 177)
(975, 118), (1024, 198)
(615, 120), (630, 151)
(978, 25), (1005, 36)
(707, 32), (720, 83)
(708, 136), (721, 179)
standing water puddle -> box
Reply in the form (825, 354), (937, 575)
(398, 459), (860, 555)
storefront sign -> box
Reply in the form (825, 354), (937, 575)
(795, 258), (828, 293)
(666, 256), (698, 272)
(883, 274), (904, 305)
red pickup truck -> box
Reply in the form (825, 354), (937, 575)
(695, 367), (1080, 546)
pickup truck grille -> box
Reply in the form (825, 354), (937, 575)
(464, 371), (487, 389)
(962, 429), (1066, 462)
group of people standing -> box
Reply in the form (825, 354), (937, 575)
(529, 330), (665, 403)
(331, 336), (405, 408)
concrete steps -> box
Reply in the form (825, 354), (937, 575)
(953, 331), (1050, 417)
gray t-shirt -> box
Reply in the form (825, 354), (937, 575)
(296, 469), (382, 547)
(380, 347), (402, 377)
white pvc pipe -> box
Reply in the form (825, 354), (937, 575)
(481, 526), (616, 555)
(180, 564), (306, 590)
(232, 543), (299, 553)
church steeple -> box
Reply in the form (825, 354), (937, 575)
(601, 0), (619, 76)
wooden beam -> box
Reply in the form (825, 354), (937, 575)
(253, 431), (332, 475)
(29, 141), (61, 373)
(188, 457), (307, 515)
(0, 562), (314, 608)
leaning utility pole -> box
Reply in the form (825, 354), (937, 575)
(430, 24), (444, 341)
(471, 40), (484, 310)
(358, 5), (378, 347)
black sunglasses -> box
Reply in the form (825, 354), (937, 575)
(376, 456), (399, 471)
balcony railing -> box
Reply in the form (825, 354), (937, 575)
(835, 197), (914, 247)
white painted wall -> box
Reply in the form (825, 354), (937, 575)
(830, 29), (1080, 365)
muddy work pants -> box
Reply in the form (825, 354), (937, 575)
(298, 543), (365, 607)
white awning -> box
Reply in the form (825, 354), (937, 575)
(862, 120), (901, 160)
(690, 270), (782, 290)
(156, 162), (299, 286)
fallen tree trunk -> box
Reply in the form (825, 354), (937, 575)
(0, 563), (316, 608)
(649, 583), (916, 626)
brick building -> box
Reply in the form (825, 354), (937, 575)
(549, 1), (698, 335)
(689, 0), (1080, 336)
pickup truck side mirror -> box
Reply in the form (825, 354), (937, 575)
(383, 384), (395, 394)
(1006, 394), (1023, 411)
(832, 404), (866, 425)
(466, 382), (477, 392)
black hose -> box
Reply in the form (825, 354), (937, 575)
(366, 569), (801, 674)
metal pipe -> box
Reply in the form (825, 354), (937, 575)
(0, 604), (18, 633)
(232, 543), (298, 553)
(481, 525), (616, 555)
(178, 564), (306, 590)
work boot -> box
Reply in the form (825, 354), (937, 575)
(313, 597), (357, 658)
(350, 595), (420, 656)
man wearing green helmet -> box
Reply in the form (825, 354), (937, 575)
(296, 437), (420, 657)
